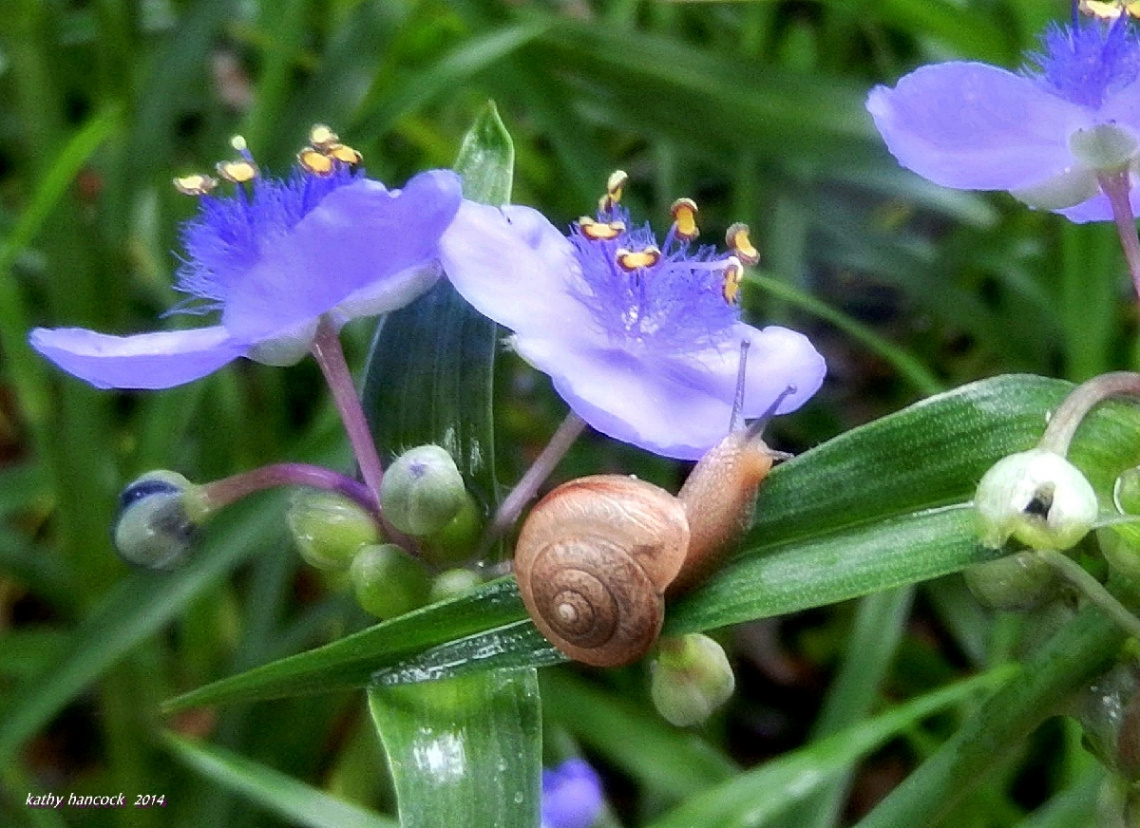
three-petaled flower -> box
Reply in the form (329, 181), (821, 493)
(30, 133), (462, 389)
(440, 173), (826, 460)
(867, 10), (1140, 222)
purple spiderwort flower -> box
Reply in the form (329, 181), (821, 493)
(439, 174), (826, 461)
(30, 133), (462, 389)
(866, 7), (1140, 223)
(541, 759), (603, 828)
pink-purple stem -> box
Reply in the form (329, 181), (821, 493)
(1038, 370), (1140, 456)
(200, 462), (376, 513)
(310, 317), (386, 501)
(476, 411), (587, 560)
(1097, 170), (1140, 302)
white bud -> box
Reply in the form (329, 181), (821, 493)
(974, 449), (1098, 551)
(112, 471), (207, 570)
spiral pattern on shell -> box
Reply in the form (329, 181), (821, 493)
(514, 476), (690, 667)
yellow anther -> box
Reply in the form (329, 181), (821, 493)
(215, 158), (259, 184)
(722, 257), (743, 304)
(670, 198), (699, 241)
(616, 246), (661, 272)
(172, 173), (219, 196)
(324, 143), (362, 165)
(298, 147), (335, 176)
(308, 124), (340, 150)
(725, 222), (760, 265)
(1080, 0), (1140, 17)
(579, 216), (627, 241)
(599, 169), (629, 211)
(230, 135), (248, 153)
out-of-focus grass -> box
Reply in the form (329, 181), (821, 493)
(0, 1), (1125, 826)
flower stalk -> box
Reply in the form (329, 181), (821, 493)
(1037, 548), (1140, 639)
(477, 411), (587, 559)
(200, 462), (377, 514)
(1097, 170), (1140, 299)
(1038, 370), (1140, 455)
(310, 317), (386, 501)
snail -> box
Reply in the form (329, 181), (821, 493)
(514, 387), (791, 668)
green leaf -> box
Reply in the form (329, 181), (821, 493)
(0, 106), (120, 432)
(162, 732), (398, 828)
(162, 375), (1140, 702)
(855, 605), (1123, 828)
(361, 101), (512, 515)
(540, 671), (737, 797)
(362, 106), (541, 828)
(161, 578), (528, 711)
(367, 669), (542, 828)
(0, 495), (280, 768)
(645, 666), (1016, 828)
(451, 101), (515, 205)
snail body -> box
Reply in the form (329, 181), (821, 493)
(514, 431), (775, 667)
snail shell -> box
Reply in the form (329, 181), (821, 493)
(514, 475), (690, 667)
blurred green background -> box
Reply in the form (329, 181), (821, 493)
(0, 0), (1128, 825)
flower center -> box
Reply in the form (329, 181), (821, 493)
(172, 126), (365, 314)
(567, 173), (759, 352)
(1030, 15), (1140, 108)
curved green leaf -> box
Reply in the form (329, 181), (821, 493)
(0, 495), (281, 767)
(162, 732), (398, 828)
(647, 667), (1017, 828)
(162, 374), (1140, 702)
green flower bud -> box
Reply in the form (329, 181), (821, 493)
(287, 489), (381, 570)
(429, 568), (482, 603)
(379, 445), (467, 537)
(974, 449), (1099, 551)
(1077, 663), (1140, 782)
(962, 552), (1059, 611)
(350, 543), (432, 619)
(112, 471), (208, 570)
(650, 634), (735, 727)
(420, 492), (483, 567)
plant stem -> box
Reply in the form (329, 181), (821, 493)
(310, 317), (385, 501)
(199, 462), (377, 514)
(1038, 548), (1140, 640)
(1097, 170), (1140, 301)
(1038, 371), (1140, 456)
(476, 411), (587, 560)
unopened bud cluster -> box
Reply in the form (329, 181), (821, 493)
(285, 443), (482, 618)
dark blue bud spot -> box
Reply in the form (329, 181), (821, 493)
(119, 478), (183, 512)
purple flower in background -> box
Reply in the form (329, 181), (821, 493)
(541, 759), (603, 828)
(31, 133), (462, 389)
(867, 11), (1140, 222)
(440, 174), (825, 460)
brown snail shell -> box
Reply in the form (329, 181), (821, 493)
(514, 475), (690, 667)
